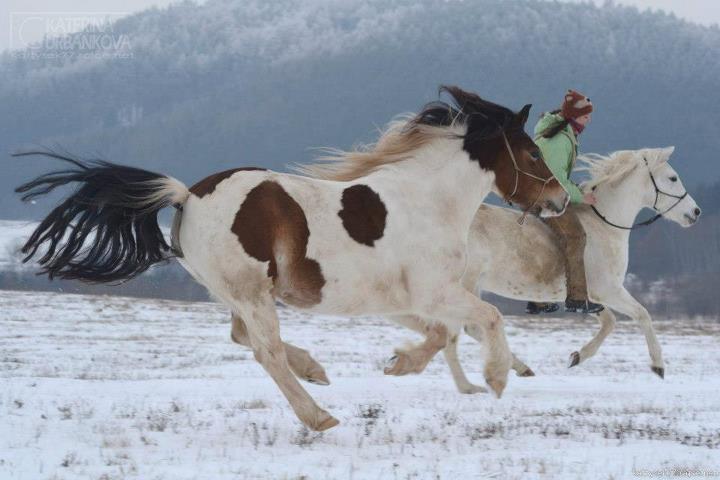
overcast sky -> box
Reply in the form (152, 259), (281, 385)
(1, 0), (718, 52)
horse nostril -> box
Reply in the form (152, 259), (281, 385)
(694, 207), (701, 216)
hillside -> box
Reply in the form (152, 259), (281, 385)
(1, 0), (719, 219)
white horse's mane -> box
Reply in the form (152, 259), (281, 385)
(578, 148), (667, 190)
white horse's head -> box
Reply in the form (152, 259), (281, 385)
(581, 147), (701, 228)
(640, 147), (701, 227)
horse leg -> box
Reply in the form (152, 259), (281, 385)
(384, 315), (448, 376)
(237, 294), (339, 431)
(421, 285), (512, 398)
(606, 288), (665, 378)
(443, 332), (487, 394)
(231, 314), (329, 385)
(385, 315), (488, 393)
(463, 324), (535, 377)
(568, 308), (616, 368)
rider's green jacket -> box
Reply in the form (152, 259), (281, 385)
(533, 113), (584, 204)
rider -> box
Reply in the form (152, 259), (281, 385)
(526, 89), (604, 315)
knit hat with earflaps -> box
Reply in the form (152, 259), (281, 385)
(561, 89), (593, 120)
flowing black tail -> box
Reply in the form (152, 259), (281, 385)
(14, 150), (190, 283)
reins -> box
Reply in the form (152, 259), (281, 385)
(590, 157), (687, 230)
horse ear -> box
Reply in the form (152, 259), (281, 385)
(516, 104), (532, 126)
(663, 146), (675, 161)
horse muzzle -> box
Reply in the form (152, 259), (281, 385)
(540, 194), (569, 217)
(683, 207), (701, 225)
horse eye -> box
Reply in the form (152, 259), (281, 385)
(530, 150), (542, 161)
(669, 176), (678, 182)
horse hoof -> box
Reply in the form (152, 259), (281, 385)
(651, 366), (665, 379)
(485, 378), (507, 399)
(304, 367), (330, 386)
(517, 367), (535, 377)
(568, 351), (581, 368)
(314, 415), (340, 432)
(458, 384), (488, 394)
(383, 355), (399, 375)
(306, 377), (330, 386)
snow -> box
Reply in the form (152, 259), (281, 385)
(0, 221), (37, 271)
(1, 290), (719, 479)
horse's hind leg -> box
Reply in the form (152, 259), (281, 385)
(463, 324), (535, 377)
(568, 308), (616, 368)
(384, 315), (448, 376)
(231, 315), (330, 385)
(237, 295), (338, 431)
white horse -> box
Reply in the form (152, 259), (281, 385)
(16, 86), (569, 430)
(381, 146), (701, 392)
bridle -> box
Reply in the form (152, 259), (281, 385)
(500, 131), (556, 224)
(591, 157), (688, 230)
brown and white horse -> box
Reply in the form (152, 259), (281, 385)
(15, 86), (568, 430)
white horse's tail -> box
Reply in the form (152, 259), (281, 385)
(13, 150), (190, 283)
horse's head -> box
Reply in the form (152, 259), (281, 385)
(638, 147), (701, 227)
(493, 108), (569, 218)
(582, 147), (701, 228)
(441, 86), (568, 217)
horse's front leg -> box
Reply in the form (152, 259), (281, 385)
(419, 285), (513, 397)
(606, 288), (665, 378)
(567, 308), (616, 368)
(384, 315), (448, 376)
(385, 315), (488, 393)
(384, 315), (449, 376)
(443, 332), (488, 394)
(463, 324), (535, 377)
(231, 314), (330, 385)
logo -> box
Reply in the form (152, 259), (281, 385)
(10, 12), (132, 59)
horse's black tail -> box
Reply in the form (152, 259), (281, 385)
(14, 150), (190, 283)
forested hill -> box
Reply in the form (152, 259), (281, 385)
(1, 0), (719, 219)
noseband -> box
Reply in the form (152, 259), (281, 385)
(591, 157), (688, 230)
(500, 131), (555, 224)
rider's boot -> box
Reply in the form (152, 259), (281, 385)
(526, 302), (560, 315)
(565, 298), (604, 314)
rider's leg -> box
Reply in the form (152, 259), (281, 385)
(543, 208), (603, 314)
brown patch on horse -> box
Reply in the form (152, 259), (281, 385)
(190, 167), (266, 198)
(338, 185), (387, 246)
(232, 181), (325, 308)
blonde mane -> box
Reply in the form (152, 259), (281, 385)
(294, 115), (459, 182)
(578, 149), (666, 190)
(295, 85), (522, 182)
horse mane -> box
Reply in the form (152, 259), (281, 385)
(578, 148), (666, 190)
(295, 85), (519, 181)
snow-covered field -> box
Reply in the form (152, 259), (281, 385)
(1, 290), (719, 480)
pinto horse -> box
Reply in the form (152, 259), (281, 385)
(15, 86), (568, 430)
(381, 147), (701, 390)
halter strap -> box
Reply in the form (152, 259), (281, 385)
(501, 131), (555, 224)
(591, 157), (687, 231)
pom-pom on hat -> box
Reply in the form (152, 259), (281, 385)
(561, 89), (593, 119)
